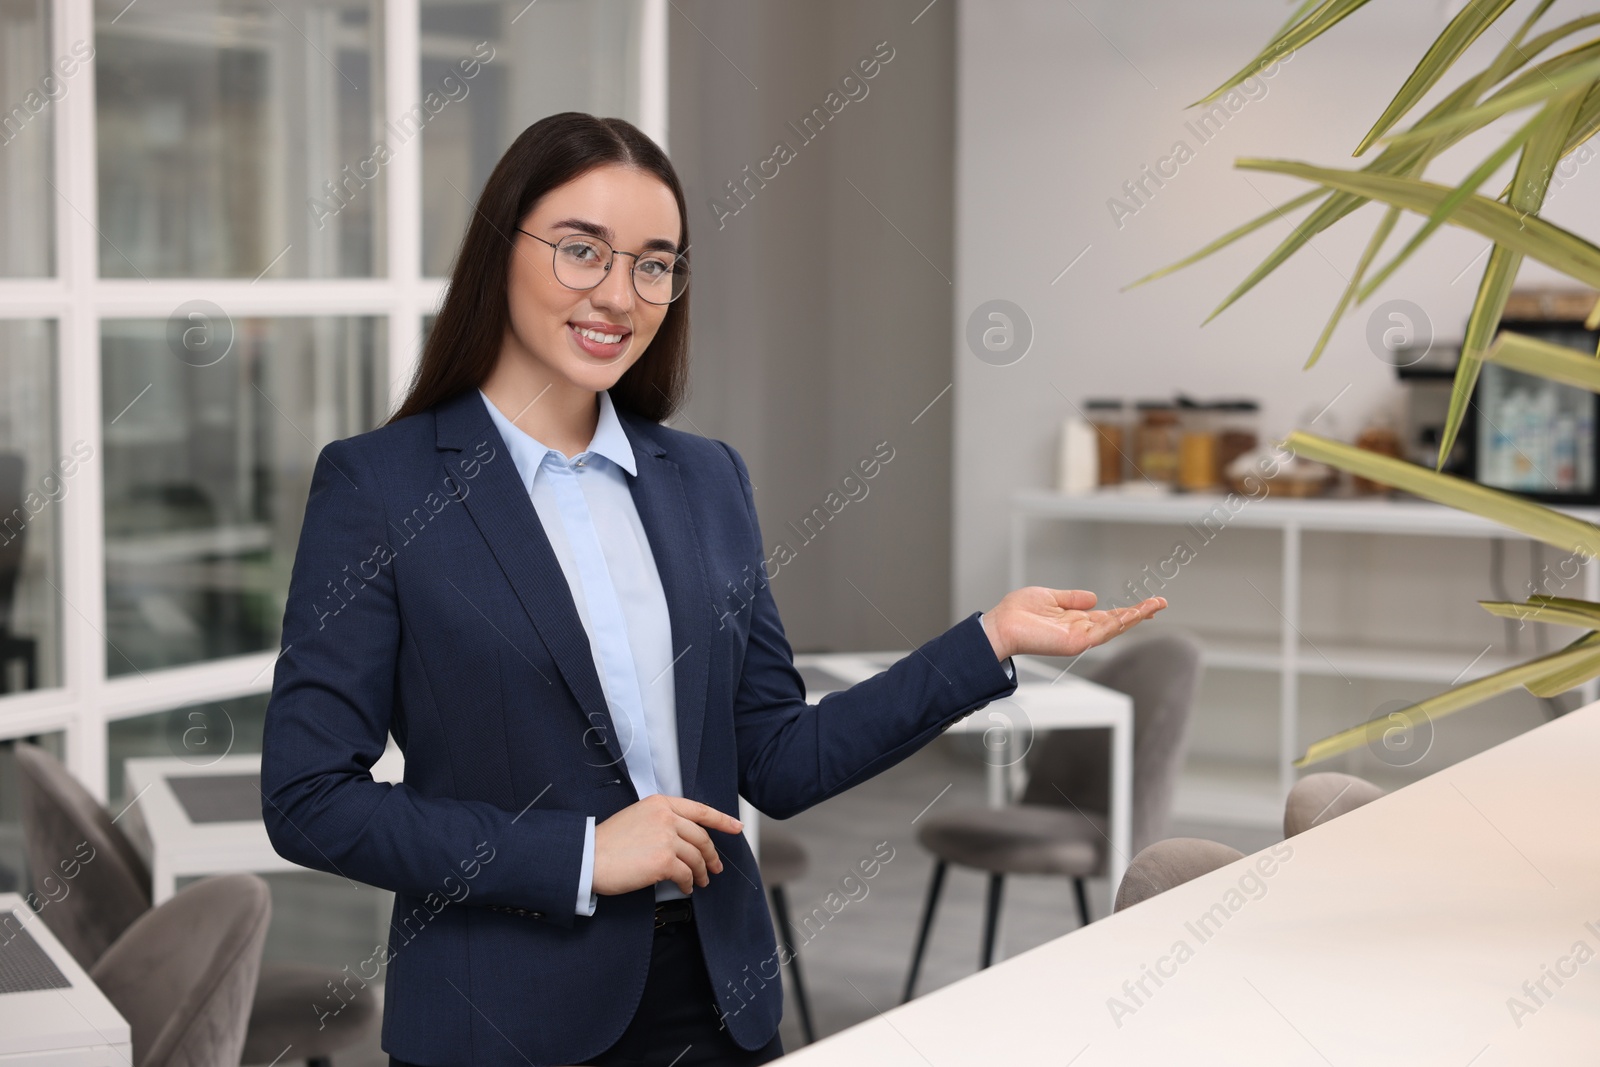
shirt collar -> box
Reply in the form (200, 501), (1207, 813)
(478, 387), (638, 493)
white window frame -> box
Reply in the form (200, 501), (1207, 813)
(0, 0), (669, 801)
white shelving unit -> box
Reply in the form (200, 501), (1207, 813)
(1010, 487), (1600, 818)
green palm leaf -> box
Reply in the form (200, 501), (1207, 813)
(1524, 638), (1600, 698)
(1134, 5), (1595, 318)
(1437, 87), (1588, 469)
(1198, 189), (1377, 326)
(1479, 596), (1600, 630)
(1354, 0), (1518, 155)
(1296, 632), (1600, 766)
(1344, 15), (1589, 363)
(1556, 82), (1600, 165)
(1122, 188), (1327, 290)
(1277, 0), (1323, 37)
(1283, 432), (1600, 557)
(1356, 102), (1553, 302)
(1231, 161), (1600, 288)
(1511, 11), (1600, 69)
(1303, 206), (1400, 370)
(1195, 0), (1375, 107)
(1173, 73), (1533, 321)
(1482, 329), (1600, 392)
(1383, 45), (1600, 148)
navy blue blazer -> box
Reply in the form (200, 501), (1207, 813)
(261, 386), (1019, 1066)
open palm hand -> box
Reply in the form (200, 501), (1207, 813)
(985, 587), (1167, 660)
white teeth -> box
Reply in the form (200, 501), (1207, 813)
(574, 326), (624, 344)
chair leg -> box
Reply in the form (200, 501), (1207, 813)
(980, 873), (1006, 970)
(769, 886), (815, 1045)
(901, 859), (946, 1004)
(1073, 877), (1091, 927)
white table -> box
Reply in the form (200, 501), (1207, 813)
(0, 893), (132, 1065)
(779, 698), (1600, 1064)
(793, 651), (1135, 894)
(122, 745), (403, 904)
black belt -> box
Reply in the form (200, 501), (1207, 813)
(654, 898), (694, 929)
(485, 899), (696, 927)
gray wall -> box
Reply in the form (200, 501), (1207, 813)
(668, 0), (958, 652)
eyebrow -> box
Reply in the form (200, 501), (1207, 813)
(549, 217), (681, 255)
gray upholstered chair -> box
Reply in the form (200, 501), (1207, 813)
(13, 741), (379, 1065)
(14, 741), (166, 966)
(1283, 771), (1386, 838)
(903, 632), (1203, 1002)
(90, 872), (271, 1067)
(757, 824), (815, 1045)
(1113, 837), (1244, 911)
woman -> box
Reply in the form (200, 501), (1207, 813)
(261, 112), (1165, 1067)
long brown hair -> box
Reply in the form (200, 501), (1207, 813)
(388, 112), (691, 425)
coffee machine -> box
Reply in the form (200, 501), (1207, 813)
(1396, 341), (1474, 478)
(1395, 288), (1600, 504)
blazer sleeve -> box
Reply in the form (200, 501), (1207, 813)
(261, 438), (588, 926)
(716, 442), (1020, 821)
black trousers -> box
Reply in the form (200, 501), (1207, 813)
(389, 915), (785, 1067)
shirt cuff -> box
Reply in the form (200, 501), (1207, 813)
(980, 611), (1015, 680)
(576, 815), (598, 916)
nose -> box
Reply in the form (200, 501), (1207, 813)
(590, 254), (637, 314)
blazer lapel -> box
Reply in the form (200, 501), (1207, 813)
(435, 389), (628, 773)
(434, 389), (714, 800)
(617, 409), (714, 801)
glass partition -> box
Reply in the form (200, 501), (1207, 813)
(0, 320), (60, 695)
(107, 691), (266, 802)
(95, 0), (386, 278)
(101, 315), (386, 674)
(0, 0), (56, 276)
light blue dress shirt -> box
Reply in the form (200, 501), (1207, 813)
(480, 388), (688, 916)
(981, 613), (1015, 683)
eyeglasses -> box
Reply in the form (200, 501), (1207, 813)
(518, 229), (689, 305)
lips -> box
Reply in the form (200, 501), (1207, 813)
(567, 321), (631, 360)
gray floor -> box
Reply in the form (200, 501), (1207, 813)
(251, 737), (1280, 1065)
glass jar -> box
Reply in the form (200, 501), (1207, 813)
(1353, 413), (1404, 495)
(1135, 401), (1180, 488)
(1177, 398), (1219, 491)
(1085, 399), (1127, 486)
(1215, 400), (1262, 485)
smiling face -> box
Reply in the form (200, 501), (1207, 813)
(501, 163), (683, 399)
